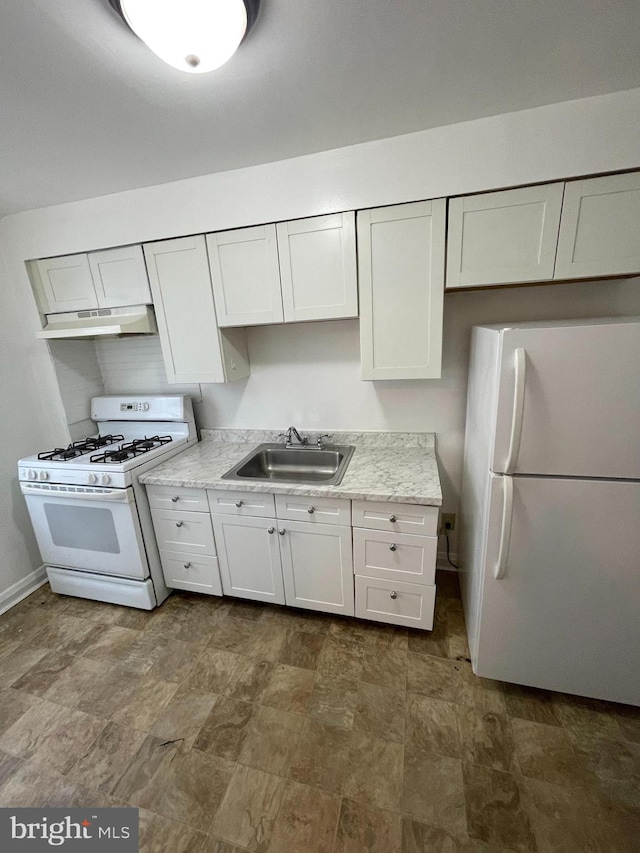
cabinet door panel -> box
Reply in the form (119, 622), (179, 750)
(358, 200), (445, 379)
(36, 254), (97, 313)
(207, 225), (283, 326)
(277, 212), (358, 322)
(447, 183), (564, 288)
(555, 172), (640, 278)
(355, 576), (435, 630)
(89, 245), (151, 308)
(279, 521), (353, 616)
(212, 514), (285, 604)
(144, 235), (249, 384)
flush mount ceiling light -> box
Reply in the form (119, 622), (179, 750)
(108, 0), (260, 74)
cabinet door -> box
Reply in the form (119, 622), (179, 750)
(89, 245), (151, 308)
(35, 254), (97, 313)
(279, 521), (354, 616)
(555, 172), (640, 279)
(277, 212), (358, 322)
(212, 514), (285, 604)
(446, 183), (564, 288)
(357, 200), (446, 380)
(144, 235), (249, 384)
(207, 225), (283, 326)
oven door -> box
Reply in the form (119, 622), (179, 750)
(21, 483), (148, 579)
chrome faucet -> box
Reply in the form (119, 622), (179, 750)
(279, 426), (308, 448)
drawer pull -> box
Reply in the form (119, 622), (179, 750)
(389, 544), (397, 552)
(183, 562), (191, 569)
(307, 506), (315, 514)
(279, 528), (286, 535)
(389, 515), (397, 523)
(390, 591), (398, 600)
(171, 496), (179, 502)
(268, 527), (275, 534)
(235, 500), (243, 507)
(175, 521), (184, 528)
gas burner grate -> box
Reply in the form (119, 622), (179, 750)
(37, 434), (126, 462)
(89, 435), (173, 465)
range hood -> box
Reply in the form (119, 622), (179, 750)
(36, 305), (157, 340)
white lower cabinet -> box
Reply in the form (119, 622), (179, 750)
(212, 514), (285, 605)
(355, 576), (436, 630)
(279, 520), (354, 616)
(159, 552), (222, 596)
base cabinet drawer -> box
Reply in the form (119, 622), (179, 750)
(352, 500), (439, 536)
(207, 489), (276, 517)
(353, 528), (436, 585)
(147, 485), (209, 512)
(275, 494), (351, 526)
(355, 576), (435, 630)
(151, 509), (216, 556)
(160, 551), (222, 595)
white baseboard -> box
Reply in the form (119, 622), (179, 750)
(0, 565), (48, 615)
(437, 551), (460, 571)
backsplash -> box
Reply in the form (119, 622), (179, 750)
(201, 428), (435, 448)
(48, 339), (104, 429)
(95, 336), (199, 397)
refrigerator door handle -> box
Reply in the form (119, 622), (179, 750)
(504, 347), (526, 474)
(494, 475), (514, 580)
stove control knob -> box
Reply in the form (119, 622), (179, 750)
(87, 473), (98, 485)
(38, 470), (49, 481)
(27, 469), (37, 480)
(100, 474), (111, 486)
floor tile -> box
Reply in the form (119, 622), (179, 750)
(238, 704), (304, 776)
(41, 656), (108, 709)
(307, 674), (359, 729)
(111, 734), (180, 807)
(10, 650), (75, 697)
(462, 762), (536, 852)
(279, 630), (326, 670)
(511, 718), (590, 787)
(354, 681), (406, 743)
(111, 675), (179, 732)
(225, 656), (273, 703)
(72, 721), (147, 793)
(75, 665), (142, 719)
(406, 694), (460, 758)
(261, 663), (315, 714)
(210, 617), (261, 655)
(435, 570), (461, 599)
(360, 645), (407, 692)
(334, 798), (401, 853)
(138, 808), (207, 853)
(573, 734), (640, 813)
(407, 599), (449, 659)
(456, 706), (515, 772)
(329, 617), (378, 644)
(318, 635), (364, 680)
(212, 764), (287, 851)
(613, 704), (640, 744)
(0, 688), (37, 736)
(406, 653), (462, 703)
(149, 684), (218, 746)
(201, 839), (244, 853)
(342, 730), (404, 811)
(0, 643), (49, 689)
(457, 664), (507, 715)
(287, 717), (352, 795)
(402, 749), (466, 838)
(227, 600), (265, 622)
(0, 760), (79, 807)
(81, 624), (142, 664)
(193, 696), (254, 760)
(262, 607), (331, 635)
(0, 751), (22, 789)
(187, 647), (241, 693)
(267, 779), (341, 853)
(29, 613), (109, 655)
(552, 695), (623, 743)
(121, 632), (200, 681)
(502, 684), (561, 726)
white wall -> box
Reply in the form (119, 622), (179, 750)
(0, 248), (53, 603)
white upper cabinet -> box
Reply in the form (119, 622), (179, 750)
(207, 224), (283, 326)
(276, 212), (358, 322)
(35, 245), (151, 313)
(446, 183), (564, 288)
(144, 234), (249, 384)
(35, 254), (97, 313)
(357, 200), (446, 380)
(88, 245), (151, 308)
(554, 172), (640, 279)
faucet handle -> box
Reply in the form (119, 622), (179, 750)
(316, 433), (333, 448)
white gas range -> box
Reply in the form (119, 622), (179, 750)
(19, 395), (197, 610)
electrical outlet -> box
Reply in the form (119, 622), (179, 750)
(440, 513), (456, 534)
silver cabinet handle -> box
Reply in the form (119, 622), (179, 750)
(183, 562), (191, 569)
(389, 515), (397, 523)
(171, 496), (179, 503)
(176, 521), (184, 527)
(390, 591), (397, 599)
(279, 528), (286, 535)
(389, 544), (397, 551)
(268, 527), (275, 534)
(235, 500), (243, 507)
(307, 506), (315, 514)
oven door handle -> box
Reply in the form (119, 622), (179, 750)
(21, 485), (132, 502)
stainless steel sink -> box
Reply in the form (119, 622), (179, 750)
(222, 443), (356, 486)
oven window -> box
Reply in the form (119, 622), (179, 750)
(44, 504), (121, 554)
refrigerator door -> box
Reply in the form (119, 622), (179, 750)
(491, 320), (640, 478)
(475, 473), (640, 705)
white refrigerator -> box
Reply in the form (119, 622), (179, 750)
(459, 316), (640, 706)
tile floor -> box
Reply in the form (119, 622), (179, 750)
(0, 571), (638, 852)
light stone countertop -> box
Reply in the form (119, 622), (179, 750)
(140, 431), (442, 506)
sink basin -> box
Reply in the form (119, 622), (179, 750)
(222, 443), (356, 486)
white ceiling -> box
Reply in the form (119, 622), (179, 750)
(1, 0), (639, 218)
